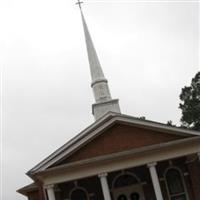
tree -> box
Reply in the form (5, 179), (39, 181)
(167, 120), (176, 127)
(179, 72), (200, 131)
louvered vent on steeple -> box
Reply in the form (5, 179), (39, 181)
(77, 1), (121, 120)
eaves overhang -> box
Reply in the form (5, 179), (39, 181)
(28, 112), (200, 176)
(34, 136), (200, 179)
(17, 183), (38, 196)
(27, 112), (119, 175)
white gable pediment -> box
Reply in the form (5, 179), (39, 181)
(28, 112), (199, 175)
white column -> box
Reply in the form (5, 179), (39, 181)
(148, 162), (164, 200)
(98, 173), (112, 200)
(45, 185), (56, 200)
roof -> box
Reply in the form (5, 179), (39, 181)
(35, 136), (200, 176)
(17, 183), (38, 196)
(28, 112), (200, 175)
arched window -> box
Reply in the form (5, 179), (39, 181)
(70, 187), (88, 200)
(113, 172), (139, 188)
(112, 172), (145, 200)
(165, 168), (188, 200)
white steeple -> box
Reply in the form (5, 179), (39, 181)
(77, 2), (121, 120)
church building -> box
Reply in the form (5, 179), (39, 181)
(18, 3), (200, 200)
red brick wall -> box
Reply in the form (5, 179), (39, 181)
(27, 186), (45, 200)
(28, 191), (40, 200)
(143, 183), (156, 200)
(187, 159), (200, 200)
(64, 124), (182, 163)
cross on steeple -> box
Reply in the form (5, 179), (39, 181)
(77, 2), (121, 120)
(76, 0), (83, 10)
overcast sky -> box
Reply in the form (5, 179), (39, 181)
(1, 0), (199, 200)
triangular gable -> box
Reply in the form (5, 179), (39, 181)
(29, 112), (199, 174)
(52, 123), (186, 167)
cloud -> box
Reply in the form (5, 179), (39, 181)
(1, 1), (199, 200)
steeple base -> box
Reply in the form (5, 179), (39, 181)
(92, 99), (121, 120)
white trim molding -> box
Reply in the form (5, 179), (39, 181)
(111, 171), (140, 189)
(69, 186), (89, 200)
(41, 137), (200, 185)
(147, 162), (164, 200)
(111, 171), (146, 200)
(164, 166), (189, 200)
(28, 112), (200, 174)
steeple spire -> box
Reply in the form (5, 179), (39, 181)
(77, 2), (121, 120)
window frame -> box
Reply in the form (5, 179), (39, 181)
(164, 166), (189, 200)
(112, 171), (141, 189)
(69, 186), (89, 200)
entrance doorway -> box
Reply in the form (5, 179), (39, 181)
(112, 172), (145, 200)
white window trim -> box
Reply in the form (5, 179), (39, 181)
(164, 166), (190, 200)
(111, 171), (141, 189)
(69, 186), (89, 200)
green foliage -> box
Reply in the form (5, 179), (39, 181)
(167, 120), (175, 126)
(179, 72), (200, 131)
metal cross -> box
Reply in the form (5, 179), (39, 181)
(76, 0), (83, 10)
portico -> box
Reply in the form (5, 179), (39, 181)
(34, 131), (200, 200)
(44, 152), (200, 200)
